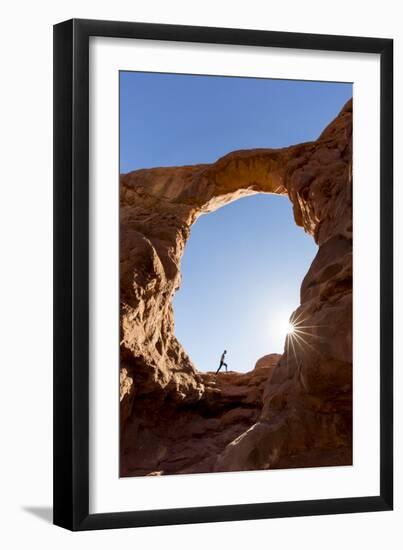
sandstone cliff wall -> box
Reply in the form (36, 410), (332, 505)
(120, 99), (352, 476)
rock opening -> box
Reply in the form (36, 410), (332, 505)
(120, 99), (352, 476)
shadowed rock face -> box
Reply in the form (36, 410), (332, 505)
(120, 99), (353, 476)
(122, 355), (281, 475)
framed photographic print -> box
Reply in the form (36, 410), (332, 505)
(53, 19), (393, 530)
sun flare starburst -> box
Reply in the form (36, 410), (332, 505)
(282, 309), (323, 366)
(270, 310), (322, 355)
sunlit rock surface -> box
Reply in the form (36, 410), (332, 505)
(120, 99), (353, 476)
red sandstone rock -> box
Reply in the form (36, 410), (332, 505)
(121, 355), (281, 476)
(120, 99), (353, 476)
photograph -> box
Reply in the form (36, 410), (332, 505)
(119, 72), (353, 477)
(0, 0), (396, 542)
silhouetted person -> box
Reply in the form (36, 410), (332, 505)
(216, 350), (228, 374)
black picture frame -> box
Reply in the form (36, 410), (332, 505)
(53, 18), (393, 531)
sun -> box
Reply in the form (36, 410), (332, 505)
(269, 308), (319, 357)
(268, 310), (298, 350)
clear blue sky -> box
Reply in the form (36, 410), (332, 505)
(120, 72), (352, 372)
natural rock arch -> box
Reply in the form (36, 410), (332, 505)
(120, 99), (352, 475)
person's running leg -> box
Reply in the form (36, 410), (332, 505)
(216, 362), (223, 374)
(224, 362), (228, 372)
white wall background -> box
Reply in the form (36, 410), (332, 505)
(0, 1), (400, 547)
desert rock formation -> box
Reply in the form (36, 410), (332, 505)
(120, 99), (353, 475)
(122, 354), (281, 475)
